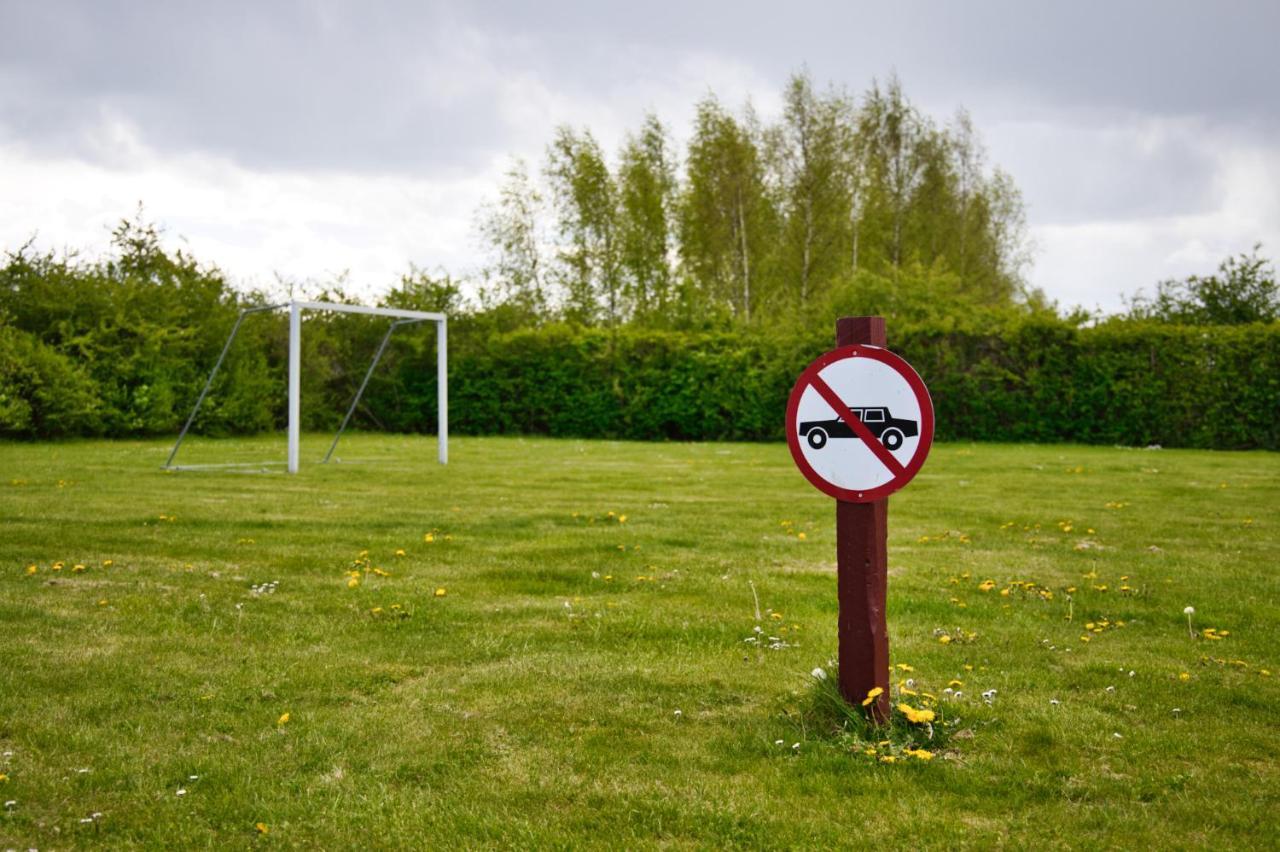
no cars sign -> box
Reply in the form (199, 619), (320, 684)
(786, 345), (934, 502)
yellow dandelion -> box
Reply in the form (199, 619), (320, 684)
(906, 748), (934, 761)
(1178, 672), (1190, 681)
(394, 549), (406, 557)
(347, 577), (360, 589)
(897, 703), (935, 724)
(948, 679), (963, 688)
(618, 515), (627, 524)
(879, 755), (896, 764)
(255, 822), (269, 834)
(102, 559), (113, 567)
(424, 533), (435, 543)
(97, 599), (108, 606)
(434, 587), (447, 597)
(895, 663), (914, 672)
(770, 612), (783, 620)
(72, 563), (86, 573)
(938, 635), (952, 645)
(25, 564), (37, 575)
(277, 712), (290, 726)
(861, 687), (884, 707)
(978, 579), (995, 592)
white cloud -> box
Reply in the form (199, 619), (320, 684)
(0, 130), (504, 298)
(992, 114), (1280, 311)
(2, 1), (1277, 314)
(1031, 136), (1280, 312)
(0, 45), (783, 302)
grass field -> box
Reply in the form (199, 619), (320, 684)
(1, 434), (1278, 849)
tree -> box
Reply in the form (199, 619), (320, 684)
(617, 115), (677, 324)
(545, 127), (623, 326)
(679, 97), (776, 323)
(476, 160), (549, 320)
(858, 77), (926, 272)
(471, 69), (1031, 328)
(769, 73), (854, 312)
(1128, 246), (1277, 324)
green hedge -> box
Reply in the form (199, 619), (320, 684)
(3, 299), (1277, 449)
(423, 322), (1280, 450)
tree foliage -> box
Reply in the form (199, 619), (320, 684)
(477, 72), (1032, 331)
(1125, 246), (1277, 325)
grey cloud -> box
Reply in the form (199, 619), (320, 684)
(2, 0), (1277, 310)
(1, 1), (521, 173)
(7, 0), (1275, 176)
(988, 114), (1225, 225)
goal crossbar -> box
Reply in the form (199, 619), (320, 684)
(165, 300), (447, 473)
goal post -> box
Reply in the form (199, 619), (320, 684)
(166, 300), (448, 473)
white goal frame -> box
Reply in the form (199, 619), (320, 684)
(165, 300), (447, 473)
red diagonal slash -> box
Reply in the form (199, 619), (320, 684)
(809, 373), (907, 477)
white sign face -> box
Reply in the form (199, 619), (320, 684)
(786, 345), (934, 502)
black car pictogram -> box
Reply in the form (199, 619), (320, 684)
(799, 407), (918, 451)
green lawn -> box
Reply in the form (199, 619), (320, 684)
(1, 434), (1277, 848)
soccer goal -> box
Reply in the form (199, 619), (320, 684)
(165, 300), (447, 473)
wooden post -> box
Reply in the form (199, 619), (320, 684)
(835, 316), (891, 722)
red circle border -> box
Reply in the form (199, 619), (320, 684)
(785, 345), (934, 503)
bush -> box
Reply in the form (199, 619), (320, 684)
(432, 320), (1280, 450)
(0, 324), (102, 437)
(2, 223), (1275, 449)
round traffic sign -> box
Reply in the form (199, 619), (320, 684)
(785, 345), (934, 502)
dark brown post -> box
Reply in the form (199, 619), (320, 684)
(835, 316), (891, 722)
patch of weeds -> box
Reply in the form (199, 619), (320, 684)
(782, 665), (968, 764)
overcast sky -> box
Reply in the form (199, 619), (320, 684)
(2, 0), (1277, 312)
